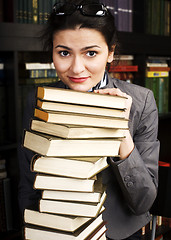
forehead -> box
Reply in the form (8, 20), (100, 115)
(53, 27), (107, 48)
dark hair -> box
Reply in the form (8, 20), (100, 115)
(41, 0), (120, 58)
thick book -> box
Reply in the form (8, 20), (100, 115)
(42, 189), (104, 203)
(24, 209), (91, 232)
(24, 206), (105, 233)
(34, 174), (97, 192)
(23, 131), (121, 157)
(39, 192), (106, 217)
(31, 155), (108, 179)
(31, 119), (126, 139)
(34, 108), (128, 129)
(37, 99), (126, 118)
(24, 213), (104, 240)
(37, 86), (127, 109)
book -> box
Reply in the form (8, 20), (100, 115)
(25, 62), (55, 70)
(31, 155), (108, 179)
(31, 119), (126, 139)
(37, 86), (127, 109)
(147, 67), (170, 71)
(34, 174), (97, 192)
(42, 189), (104, 203)
(146, 71), (169, 78)
(37, 99), (126, 118)
(39, 191), (106, 217)
(23, 130), (121, 157)
(0, 178), (13, 232)
(24, 213), (104, 240)
(24, 206), (105, 233)
(24, 209), (92, 232)
(84, 222), (107, 240)
(34, 109), (128, 129)
(109, 65), (138, 72)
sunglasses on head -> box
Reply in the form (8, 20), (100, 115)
(53, 3), (108, 16)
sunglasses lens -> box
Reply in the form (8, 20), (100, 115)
(82, 4), (106, 16)
(53, 3), (76, 15)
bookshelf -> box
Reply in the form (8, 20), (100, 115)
(0, 0), (171, 239)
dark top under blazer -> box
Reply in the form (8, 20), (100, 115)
(18, 75), (160, 239)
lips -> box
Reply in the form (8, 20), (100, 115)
(69, 77), (89, 83)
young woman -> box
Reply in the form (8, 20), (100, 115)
(18, 1), (160, 239)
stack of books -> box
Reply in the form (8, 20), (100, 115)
(23, 86), (128, 240)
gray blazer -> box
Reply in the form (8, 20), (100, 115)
(102, 76), (160, 239)
(18, 74), (159, 240)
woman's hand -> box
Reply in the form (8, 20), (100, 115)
(94, 88), (134, 160)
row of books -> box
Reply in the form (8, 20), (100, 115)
(23, 86), (128, 239)
(19, 62), (58, 85)
(103, 0), (133, 32)
(1, 0), (133, 32)
(16, 0), (56, 24)
(145, 0), (171, 36)
(109, 55), (138, 83)
(145, 57), (170, 114)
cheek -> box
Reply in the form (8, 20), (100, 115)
(53, 57), (69, 74)
(88, 59), (107, 74)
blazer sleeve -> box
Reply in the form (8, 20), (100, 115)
(109, 89), (160, 215)
(18, 88), (41, 214)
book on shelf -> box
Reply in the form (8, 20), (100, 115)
(34, 174), (99, 192)
(39, 191), (106, 217)
(0, 178), (13, 232)
(31, 119), (126, 139)
(109, 65), (138, 72)
(0, 158), (7, 179)
(146, 71), (169, 78)
(145, 58), (170, 114)
(34, 108), (128, 129)
(37, 86), (127, 109)
(23, 130), (121, 157)
(31, 155), (109, 179)
(25, 62), (55, 70)
(24, 212), (104, 240)
(24, 206), (105, 232)
(37, 99), (126, 118)
(147, 67), (170, 72)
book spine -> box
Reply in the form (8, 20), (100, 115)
(32, 0), (38, 24)
(0, 179), (7, 232)
(23, 0), (28, 23)
(146, 71), (169, 77)
(39, 0), (44, 24)
(28, 0), (33, 24)
(109, 65), (138, 72)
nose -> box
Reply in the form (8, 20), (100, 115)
(70, 56), (85, 74)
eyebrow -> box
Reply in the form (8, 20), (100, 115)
(55, 45), (101, 51)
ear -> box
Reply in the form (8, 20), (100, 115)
(107, 45), (115, 63)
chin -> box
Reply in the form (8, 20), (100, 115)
(69, 83), (92, 92)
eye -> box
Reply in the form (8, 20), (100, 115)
(59, 51), (70, 57)
(86, 51), (97, 57)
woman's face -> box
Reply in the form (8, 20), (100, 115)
(52, 27), (114, 92)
